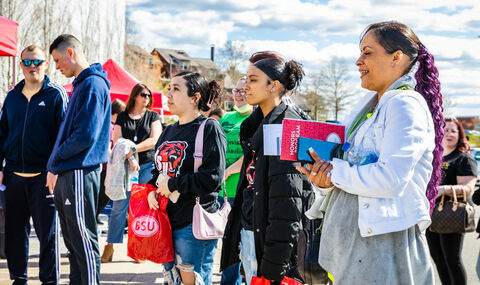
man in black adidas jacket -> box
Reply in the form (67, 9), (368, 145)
(0, 45), (67, 285)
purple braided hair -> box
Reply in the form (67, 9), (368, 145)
(362, 21), (445, 212)
(415, 45), (445, 211)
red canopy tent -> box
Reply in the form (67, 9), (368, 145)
(65, 59), (170, 115)
(0, 16), (19, 87)
(0, 16), (17, 57)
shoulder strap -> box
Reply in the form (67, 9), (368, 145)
(194, 118), (208, 173)
(194, 117), (228, 198)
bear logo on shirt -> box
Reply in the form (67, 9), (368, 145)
(155, 141), (188, 178)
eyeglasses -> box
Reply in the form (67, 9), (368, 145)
(21, 59), (45, 67)
(139, 92), (151, 98)
(232, 88), (246, 96)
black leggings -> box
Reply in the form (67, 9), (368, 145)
(426, 229), (466, 285)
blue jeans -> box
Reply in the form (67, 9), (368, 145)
(164, 224), (218, 285)
(106, 162), (154, 243)
(219, 197), (242, 285)
(220, 262), (242, 285)
(240, 228), (257, 285)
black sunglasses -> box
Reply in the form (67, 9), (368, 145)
(21, 59), (45, 67)
(139, 92), (151, 98)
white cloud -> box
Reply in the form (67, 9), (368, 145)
(126, 0), (149, 5)
(422, 35), (480, 60)
(129, 10), (234, 53)
(127, 0), (480, 116)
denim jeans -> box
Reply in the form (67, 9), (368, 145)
(106, 161), (154, 243)
(219, 197), (242, 285)
(164, 224), (218, 285)
(240, 228), (257, 285)
(220, 262), (242, 285)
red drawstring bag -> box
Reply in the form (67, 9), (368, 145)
(251, 276), (271, 285)
(251, 276), (303, 285)
(280, 277), (303, 285)
(127, 183), (174, 263)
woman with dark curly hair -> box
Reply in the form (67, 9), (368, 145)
(297, 21), (444, 284)
(147, 71), (226, 285)
(426, 118), (477, 285)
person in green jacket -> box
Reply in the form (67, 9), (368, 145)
(220, 77), (253, 202)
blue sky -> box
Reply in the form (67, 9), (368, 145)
(127, 0), (480, 117)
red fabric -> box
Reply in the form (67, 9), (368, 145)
(251, 276), (303, 285)
(64, 59), (170, 114)
(0, 16), (18, 57)
(280, 277), (303, 285)
(127, 184), (174, 263)
(251, 276), (271, 285)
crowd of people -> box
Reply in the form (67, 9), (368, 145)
(0, 20), (478, 285)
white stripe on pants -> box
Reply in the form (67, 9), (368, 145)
(75, 170), (97, 284)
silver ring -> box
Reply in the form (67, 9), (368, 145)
(311, 172), (317, 176)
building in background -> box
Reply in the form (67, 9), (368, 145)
(151, 48), (192, 80)
(150, 48), (220, 81)
(124, 44), (163, 90)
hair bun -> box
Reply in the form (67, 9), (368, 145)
(284, 60), (305, 91)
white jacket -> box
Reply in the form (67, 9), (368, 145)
(105, 138), (137, 201)
(330, 88), (435, 237)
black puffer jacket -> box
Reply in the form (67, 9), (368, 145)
(221, 102), (308, 282)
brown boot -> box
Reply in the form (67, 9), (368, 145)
(101, 244), (114, 263)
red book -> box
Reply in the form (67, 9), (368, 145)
(280, 118), (345, 161)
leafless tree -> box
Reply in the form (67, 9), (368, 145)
(301, 90), (328, 121)
(218, 40), (247, 82)
(314, 59), (354, 121)
(0, 0), (125, 101)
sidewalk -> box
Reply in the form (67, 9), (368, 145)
(2, 212), (480, 284)
(0, 214), (222, 284)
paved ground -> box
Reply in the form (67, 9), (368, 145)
(0, 214), (221, 285)
(1, 212), (480, 284)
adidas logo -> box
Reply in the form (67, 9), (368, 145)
(65, 198), (71, 206)
(38, 101), (45, 106)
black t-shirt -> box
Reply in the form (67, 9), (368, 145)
(241, 150), (256, 231)
(149, 116), (226, 230)
(241, 111), (269, 231)
(115, 110), (160, 165)
(441, 150), (477, 186)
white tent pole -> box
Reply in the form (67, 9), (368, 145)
(160, 102), (165, 123)
(12, 56), (16, 86)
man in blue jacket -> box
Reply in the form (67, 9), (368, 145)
(47, 34), (111, 285)
(0, 44), (67, 285)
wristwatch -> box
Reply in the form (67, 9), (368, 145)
(131, 146), (137, 154)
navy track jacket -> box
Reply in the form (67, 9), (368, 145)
(47, 63), (111, 174)
(0, 76), (68, 173)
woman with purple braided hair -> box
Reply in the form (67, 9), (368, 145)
(296, 21), (443, 283)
